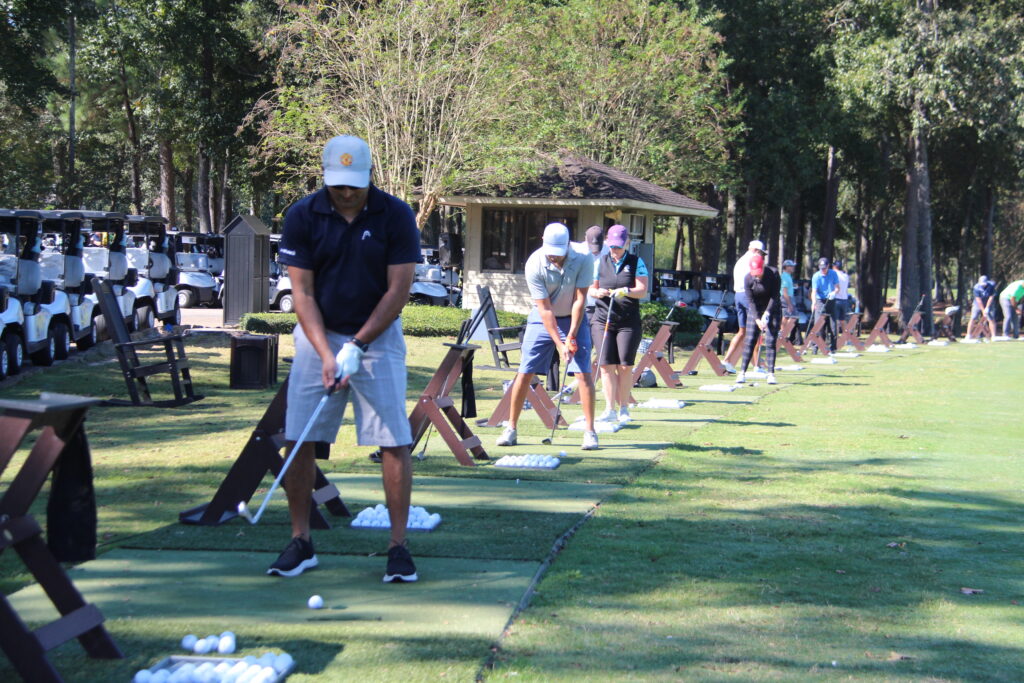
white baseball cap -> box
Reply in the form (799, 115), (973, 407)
(748, 239), (765, 252)
(542, 223), (570, 257)
(322, 135), (372, 188)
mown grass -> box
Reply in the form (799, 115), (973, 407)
(0, 333), (1021, 681)
(491, 344), (1024, 681)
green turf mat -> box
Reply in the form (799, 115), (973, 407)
(8, 548), (534, 631)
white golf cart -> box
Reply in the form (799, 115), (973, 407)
(81, 211), (140, 337)
(40, 210), (100, 352)
(0, 209), (77, 375)
(126, 214), (181, 328)
(268, 234), (293, 313)
(169, 231), (220, 308)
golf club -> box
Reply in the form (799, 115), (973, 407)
(238, 378), (350, 525)
(541, 355), (572, 446)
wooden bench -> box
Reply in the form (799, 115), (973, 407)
(0, 393), (123, 681)
(91, 277), (201, 407)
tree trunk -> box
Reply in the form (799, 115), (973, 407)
(687, 218), (698, 271)
(821, 146), (840, 261)
(725, 190), (737, 267)
(701, 185), (723, 273)
(67, 14), (77, 206)
(900, 141), (920, 325)
(219, 155), (231, 231)
(182, 166), (194, 231)
(764, 204), (781, 270)
(741, 178), (756, 246)
(982, 185), (995, 277)
(672, 220), (684, 270)
(913, 119), (934, 334)
(160, 140), (176, 224)
(197, 148), (212, 234)
(802, 214), (815, 278)
(118, 50), (143, 214)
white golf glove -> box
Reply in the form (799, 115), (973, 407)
(613, 287), (629, 299)
(335, 342), (364, 382)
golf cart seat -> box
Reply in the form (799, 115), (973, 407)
(83, 247), (108, 275)
(0, 254), (14, 286)
(127, 247), (150, 276)
(148, 252), (172, 281)
(63, 252), (85, 289)
(39, 250), (63, 283)
(107, 250), (128, 282)
(677, 289), (700, 306)
(16, 259), (41, 297)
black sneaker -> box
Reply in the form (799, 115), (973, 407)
(382, 544), (418, 583)
(267, 536), (318, 577)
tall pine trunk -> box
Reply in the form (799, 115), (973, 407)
(982, 185), (995, 277)
(197, 148), (212, 233)
(160, 140), (176, 225)
(725, 190), (737, 267)
(900, 140), (920, 325)
(913, 114), (934, 334)
(821, 146), (840, 261)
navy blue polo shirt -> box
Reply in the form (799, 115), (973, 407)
(279, 185), (420, 334)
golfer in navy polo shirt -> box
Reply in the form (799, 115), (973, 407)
(271, 135), (421, 583)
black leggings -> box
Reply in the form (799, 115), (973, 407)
(740, 310), (779, 373)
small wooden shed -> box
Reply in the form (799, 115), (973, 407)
(438, 155), (718, 314)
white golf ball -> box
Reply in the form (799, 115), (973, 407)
(218, 634), (236, 654)
(308, 594), (324, 609)
(220, 630), (235, 640)
(559, 450), (566, 457)
(258, 652), (277, 666)
(193, 638), (211, 654)
(151, 670), (170, 683)
(273, 653), (294, 673)
(133, 670), (153, 683)
(181, 634), (198, 650)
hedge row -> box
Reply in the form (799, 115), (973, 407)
(240, 302), (707, 347)
(239, 305), (527, 337)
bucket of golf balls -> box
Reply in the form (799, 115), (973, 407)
(135, 651), (294, 683)
(492, 454), (560, 469)
(350, 504), (441, 530)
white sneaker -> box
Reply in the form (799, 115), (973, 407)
(721, 361), (737, 374)
(581, 430), (599, 450)
(597, 408), (617, 422)
(496, 426), (518, 447)
(734, 371), (746, 384)
(617, 407), (631, 423)
(766, 373), (777, 385)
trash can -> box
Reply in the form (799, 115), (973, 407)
(230, 334), (278, 389)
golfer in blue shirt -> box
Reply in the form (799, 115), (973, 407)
(809, 256), (839, 353)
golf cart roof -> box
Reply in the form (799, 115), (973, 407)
(127, 215), (168, 225)
(81, 210), (126, 231)
(14, 209), (44, 220)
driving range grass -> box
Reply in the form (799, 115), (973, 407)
(0, 330), (1021, 681)
(490, 343), (1024, 681)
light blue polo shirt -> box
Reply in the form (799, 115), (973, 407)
(524, 247), (592, 317)
(812, 269), (838, 301)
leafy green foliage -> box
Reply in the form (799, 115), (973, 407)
(240, 306), (527, 337)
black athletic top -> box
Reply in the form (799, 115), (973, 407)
(592, 251), (641, 326)
(744, 266), (782, 317)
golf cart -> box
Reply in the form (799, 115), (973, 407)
(80, 210), (140, 336)
(0, 209), (76, 375)
(411, 246), (461, 307)
(39, 210), (100, 352)
(268, 234), (293, 313)
(169, 231), (221, 308)
(126, 214), (181, 328)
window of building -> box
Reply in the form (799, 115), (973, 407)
(481, 208), (578, 273)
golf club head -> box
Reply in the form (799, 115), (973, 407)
(541, 437), (552, 445)
(237, 501), (256, 524)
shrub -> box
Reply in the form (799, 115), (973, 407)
(240, 306), (528, 338)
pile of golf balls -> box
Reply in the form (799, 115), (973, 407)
(350, 504), (441, 530)
(133, 651), (293, 683)
(181, 632), (235, 655)
(493, 454), (560, 469)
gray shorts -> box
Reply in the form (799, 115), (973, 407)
(286, 319), (412, 448)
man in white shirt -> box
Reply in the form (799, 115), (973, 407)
(722, 240), (766, 373)
(832, 258), (850, 326)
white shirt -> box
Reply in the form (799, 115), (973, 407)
(733, 251), (753, 293)
(835, 269), (850, 300)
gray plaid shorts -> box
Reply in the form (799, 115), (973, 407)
(285, 319), (412, 448)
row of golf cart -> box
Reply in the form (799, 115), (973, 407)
(0, 209), (225, 380)
(652, 268), (819, 332)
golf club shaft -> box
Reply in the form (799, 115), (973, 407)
(249, 383), (347, 524)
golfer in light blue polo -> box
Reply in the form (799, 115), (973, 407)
(496, 222), (599, 450)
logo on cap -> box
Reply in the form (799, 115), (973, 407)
(340, 153), (353, 166)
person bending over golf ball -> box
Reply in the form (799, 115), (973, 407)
(272, 134), (420, 583)
(588, 224), (648, 423)
(735, 253), (781, 385)
(809, 256), (839, 354)
(496, 222), (599, 450)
